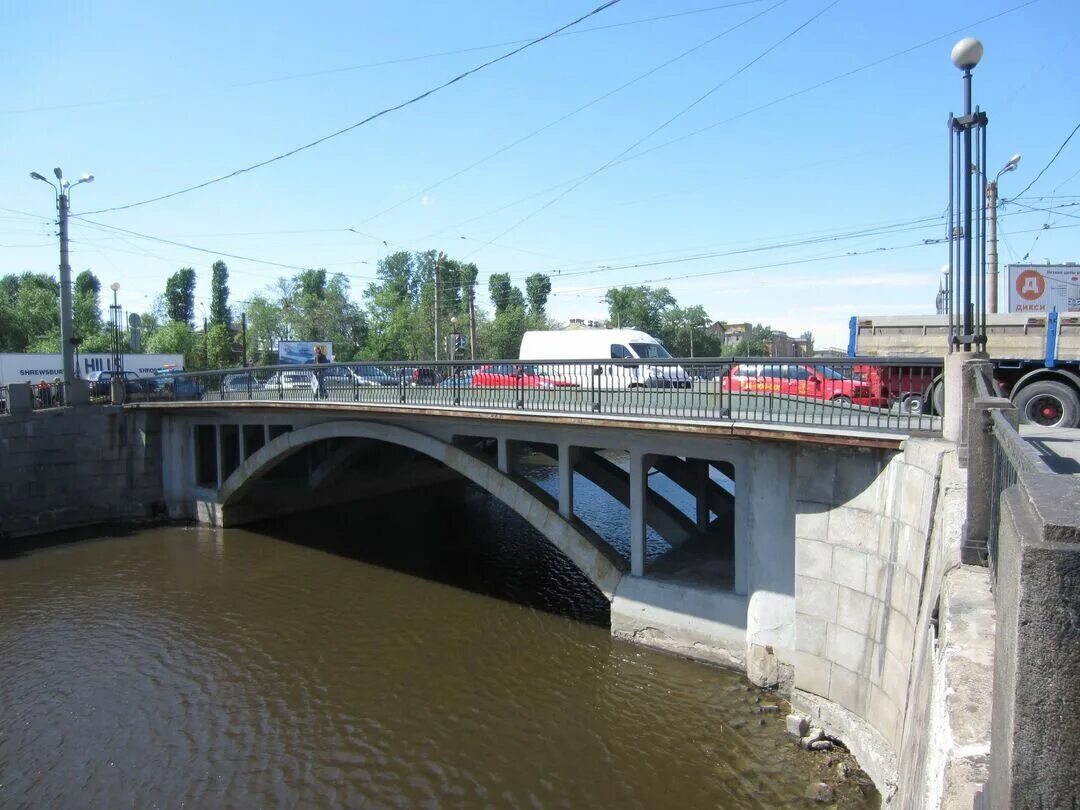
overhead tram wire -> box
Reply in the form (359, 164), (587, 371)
(549, 221), (1080, 297)
(1009, 121), (1080, 201)
(351, 0), (792, 227)
(2, 2), (770, 115)
(77, 0), (626, 217)
(461, 0), (842, 260)
(408, 0), (1041, 248)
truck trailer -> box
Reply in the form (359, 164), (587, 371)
(848, 312), (1080, 428)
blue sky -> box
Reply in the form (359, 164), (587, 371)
(3, 0), (1078, 350)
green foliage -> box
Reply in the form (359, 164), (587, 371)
(659, 304), (722, 357)
(480, 304), (527, 359)
(146, 321), (201, 369)
(73, 270), (103, 339)
(209, 260), (230, 326)
(603, 286), (676, 335)
(524, 273), (552, 315)
(164, 267), (196, 325)
(488, 273), (526, 314)
(205, 323), (235, 369)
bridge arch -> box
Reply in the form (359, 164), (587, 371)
(217, 420), (628, 598)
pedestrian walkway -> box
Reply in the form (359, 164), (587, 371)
(1021, 425), (1080, 475)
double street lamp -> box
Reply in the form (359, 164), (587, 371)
(29, 168), (94, 387)
(109, 282), (123, 374)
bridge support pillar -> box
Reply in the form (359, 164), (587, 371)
(497, 438), (523, 474)
(214, 424), (224, 489)
(629, 450), (657, 576)
(693, 459), (710, 530)
(558, 444), (583, 520)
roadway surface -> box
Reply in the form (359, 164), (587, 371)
(1021, 425), (1080, 475)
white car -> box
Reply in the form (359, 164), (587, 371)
(264, 370), (316, 390)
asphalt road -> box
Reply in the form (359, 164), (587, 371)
(1021, 425), (1080, 476)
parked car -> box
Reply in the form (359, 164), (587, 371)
(152, 368), (200, 400)
(721, 363), (872, 405)
(471, 363), (579, 388)
(221, 372), (264, 394)
(265, 370), (316, 391)
(393, 366), (441, 386)
(86, 370), (151, 398)
(438, 368), (478, 388)
(352, 365), (399, 387)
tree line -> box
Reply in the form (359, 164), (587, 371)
(0, 249), (785, 368)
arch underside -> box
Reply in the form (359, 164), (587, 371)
(216, 420), (628, 599)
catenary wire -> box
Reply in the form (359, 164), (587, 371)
(77, 0), (625, 216)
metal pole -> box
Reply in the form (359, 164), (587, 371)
(203, 317), (209, 368)
(433, 253), (441, 361)
(57, 193), (75, 386)
(468, 283), (477, 361)
(961, 67), (974, 347)
(987, 182), (999, 316)
(241, 312), (248, 365)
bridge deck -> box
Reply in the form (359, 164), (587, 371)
(129, 399), (915, 450)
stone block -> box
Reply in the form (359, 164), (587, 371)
(832, 546), (867, 593)
(796, 575), (838, 623)
(882, 649), (910, 706)
(833, 449), (886, 511)
(746, 642), (781, 689)
(797, 538), (832, 580)
(794, 650), (831, 696)
(829, 662), (869, 713)
(884, 611), (913, 659)
(795, 446), (836, 503)
(867, 684), (901, 745)
(795, 503), (830, 542)
(902, 437), (948, 475)
(828, 506), (882, 554)
(827, 623), (871, 675)
(836, 586), (877, 637)
(786, 713), (810, 737)
(796, 613), (828, 657)
(900, 465), (929, 530)
(865, 555), (891, 597)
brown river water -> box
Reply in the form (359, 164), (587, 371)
(0, 474), (878, 808)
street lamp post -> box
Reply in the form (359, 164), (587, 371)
(29, 168), (94, 387)
(987, 154), (1021, 313)
(109, 282), (122, 373)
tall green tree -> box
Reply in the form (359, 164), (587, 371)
(146, 321), (200, 369)
(488, 273), (523, 314)
(603, 286), (676, 335)
(524, 273), (552, 316)
(73, 269), (103, 340)
(205, 322), (235, 368)
(209, 260), (231, 326)
(164, 268), (196, 325)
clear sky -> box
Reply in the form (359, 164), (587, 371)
(3, 0), (1078, 350)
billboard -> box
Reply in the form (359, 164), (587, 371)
(1007, 264), (1080, 313)
(0, 353), (184, 385)
(277, 341), (334, 365)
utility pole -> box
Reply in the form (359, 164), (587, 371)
(241, 312), (248, 365)
(203, 317), (209, 369)
(433, 252), (445, 361)
(987, 180), (1000, 314)
(986, 154), (1020, 314)
(468, 282), (477, 361)
(29, 168), (93, 388)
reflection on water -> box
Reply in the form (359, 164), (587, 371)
(0, 481), (877, 807)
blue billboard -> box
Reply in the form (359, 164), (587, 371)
(277, 341), (334, 365)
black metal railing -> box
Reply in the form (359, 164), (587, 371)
(31, 381), (67, 410)
(142, 356), (944, 434)
(987, 408), (1052, 579)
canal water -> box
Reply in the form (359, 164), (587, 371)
(0, 467), (878, 807)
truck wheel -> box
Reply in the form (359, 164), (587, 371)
(900, 394), (924, 415)
(1014, 381), (1080, 429)
(929, 379), (945, 416)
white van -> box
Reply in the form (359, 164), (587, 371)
(518, 328), (691, 389)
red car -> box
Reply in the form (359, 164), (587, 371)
(722, 362), (875, 406)
(471, 363), (578, 388)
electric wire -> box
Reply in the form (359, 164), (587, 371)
(460, 0), (841, 260)
(1009, 121), (1080, 201)
(77, 0), (626, 216)
(351, 0), (790, 227)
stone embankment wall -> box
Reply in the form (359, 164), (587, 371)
(789, 438), (994, 807)
(0, 406), (163, 538)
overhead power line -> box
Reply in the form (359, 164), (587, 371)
(462, 0), (840, 259)
(77, 0), (625, 217)
(352, 0), (789, 227)
(1009, 120), (1080, 201)
(410, 0), (1041, 247)
(1, 2), (768, 115)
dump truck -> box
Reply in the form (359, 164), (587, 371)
(848, 312), (1080, 428)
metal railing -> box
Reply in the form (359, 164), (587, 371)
(987, 408), (1052, 579)
(31, 382), (67, 410)
(0, 385), (7, 416)
(141, 356), (944, 434)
